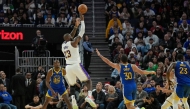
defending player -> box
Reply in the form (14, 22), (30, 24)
(42, 60), (72, 109)
(62, 14), (92, 98)
(165, 54), (190, 109)
(96, 48), (156, 109)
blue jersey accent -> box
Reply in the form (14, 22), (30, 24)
(175, 61), (190, 86)
(120, 64), (135, 84)
(50, 68), (65, 89)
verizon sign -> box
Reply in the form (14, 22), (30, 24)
(0, 30), (23, 40)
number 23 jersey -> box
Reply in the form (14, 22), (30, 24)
(120, 64), (135, 85)
(62, 41), (81, 64)
(175, 61), (190, 86)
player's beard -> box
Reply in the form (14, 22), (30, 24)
(70, 38), (73, 41)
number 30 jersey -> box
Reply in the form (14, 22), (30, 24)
(62, 41), (81, 64)
(175, 61), (190, 86)
(120, 64), (135, 84)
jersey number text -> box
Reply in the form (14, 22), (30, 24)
(180, 67), (188, 74)
(64, 50), (71, 59)
(124, 72), (132, 80)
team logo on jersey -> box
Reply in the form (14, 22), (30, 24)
(53, 75), (61, 84)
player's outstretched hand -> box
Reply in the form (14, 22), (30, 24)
(75, 18), (81, 27)
(80, 13), (84, 21)
(96, 48), (101, 56)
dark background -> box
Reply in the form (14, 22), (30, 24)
(0, 27), (73, 78)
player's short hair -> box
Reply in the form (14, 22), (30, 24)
(53, 60), (60, 63)
(177, 54), (184, 61)
(121, 54), (128, 63)
(63, 33), (71, 40)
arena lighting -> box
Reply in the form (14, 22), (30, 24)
(0, 30), (23, 40)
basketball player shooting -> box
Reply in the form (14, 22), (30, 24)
(62, 14), (92, 98)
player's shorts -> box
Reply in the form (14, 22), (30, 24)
(175, 84), (190, 98)
(46, 87), (67, 98)
(123, 83), (136, 104)
(65, 63), (90, 86)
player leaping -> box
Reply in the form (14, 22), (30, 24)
(62, 14), (92, 100)
(96, 48), (155, 109)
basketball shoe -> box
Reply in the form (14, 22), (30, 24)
(85, 91), (96, 108)
(71, 95), (78, 109)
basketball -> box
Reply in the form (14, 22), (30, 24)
(78, 4), (88, 14)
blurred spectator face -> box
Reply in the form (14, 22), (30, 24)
(112, 6), (117, 11)
(113, 21), (118, 27)
(131, 58), (136, 64)
(147, 84), (151, 88)
(37, 78), (42, 84)
(83, 85), (88, 91)
(163, 80), (167, 87)
(58, 17), (62, 22)
(123, 8), (127, 13)
(149, 39), (153, 44)
(97, 82), (103, 88)
(179, 27), (184, 32)
(20, 3), (24, 8)
(132, 47), (137, 53)
(182, 14), (187, 20)
(156, 15), (161, 21)
(115, 81), (121, 89)
(152, 21), (157, 27)
(183, 20), (187, 25)
(36, 30), (41, 36)
(150, 80), (156, 87)
(37, 12), (43, 18)
(139, 22), (144, 28)
(137, 84), (142, 92)
(119, 48), (124, 54)
(4, 17), (8, 23)
(104, 84), (109, 91)
(26, 73), (31, 79)
(140, 16), (144, 22)
(47, 18), (52, 23)
(186, 49), (190, 55)
(96, 83), (102, 91)
(13, 13), (17, 17)
(146, 8), (150, 12)
(153, 57), (157, 63)
(148, 50), (153, 55)
(1, 72), (6, 79)
(114, 37), (119, 43)
(3, 87), (7, 91)
(159, 45), (164, 50)
(108, 86), (115, 94)
(164, 34), (169, 41)
(148, 62), (153, 68)
(156, 68), (161, 75)
(138, 32), (143, 38)
(85, 35), (89, 41)
(148, 31), (152, 36)
(117, 44), (122, 50)
(0, 84), (4, 91)
(33, 96), (40, 103)
(165, 58), (170, 64)
(177, 43), (182, 48)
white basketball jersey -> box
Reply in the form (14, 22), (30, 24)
(62, 41), (81, 64)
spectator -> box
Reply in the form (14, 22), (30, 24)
(0, 84), (17, 109)
(25, 95), (42, 109)
(0, 72), (10, 94)
(145, 31), (159, 46)
(92, 83), (105, 109)
(105, 85), (118, 109)
(11, 68), (26, 109)
(135, 83), (148, 108)
(105, 14), (122, 40)
(83, 35), (94, 74)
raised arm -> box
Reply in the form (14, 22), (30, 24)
(71, 14), (85, 47)
(166, 62), (176, 83)
(96, 48), (120, 71)
(70, 18), (80, 38)
(132, 64), (156, 75)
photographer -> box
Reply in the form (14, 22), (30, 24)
(32, 30), (47, 57)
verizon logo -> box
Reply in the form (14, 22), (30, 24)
(0, 30), (23, 40)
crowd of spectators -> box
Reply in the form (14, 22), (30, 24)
(1, 0), (190, 109)
(105, 0), (190, 109)
(0, 0), (82, 27)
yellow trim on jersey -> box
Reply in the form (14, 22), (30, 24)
(61, 90), (68, 96)
(46, 92), (53, 98)
(124, 96), (135, 104)
(53, 67), (61, 74)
